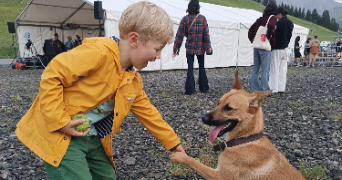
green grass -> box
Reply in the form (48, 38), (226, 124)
(200, 0), (340, 42)
(299, 160), (329, 180)
(289, 101), (301, 106)
(0, 0), (30, 59)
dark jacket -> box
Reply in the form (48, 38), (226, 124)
(50, 39), (65, 55)
(273, 17), (294, 50)
(248, 15), (277, 47)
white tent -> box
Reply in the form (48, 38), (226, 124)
(16, 0), (309, 70)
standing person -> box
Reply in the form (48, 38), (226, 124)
(248, 3), (277, 93)
(65, 36), (75, 51)
(307, 36), (320, 67)
(269, 7), (293, 94)
(304, 38), (311, 64)
(74, 35), (82, 47)
(336, 39), (342, 61)
(15, 2), (185, 179)
(173, 0), (212, 95)
(294, 36), (302, 66)
(50, 33), (65, 57)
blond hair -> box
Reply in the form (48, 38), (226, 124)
(119, 1), (173, 44)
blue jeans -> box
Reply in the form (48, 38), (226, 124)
(251, 48), (271, 93)
(185, 54), (209, 94)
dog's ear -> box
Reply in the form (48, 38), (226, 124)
(249, 90), (272, 107)
(233, 69), (243, 90)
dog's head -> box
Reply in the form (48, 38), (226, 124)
(203, 70), (271, 143)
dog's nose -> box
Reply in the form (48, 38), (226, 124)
(202, 115), (210, 122)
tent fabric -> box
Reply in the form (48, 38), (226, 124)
(16, 0), (309, 70)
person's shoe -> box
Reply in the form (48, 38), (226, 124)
(184, 91), (195, 95)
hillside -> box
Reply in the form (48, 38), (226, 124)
(0, 0), (340, 58)
(201, 0), (340, 41)
(0, 0), (30, 59)
(278, 0), (342, 28)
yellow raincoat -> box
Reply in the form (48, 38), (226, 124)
(15, 37), (180, 170)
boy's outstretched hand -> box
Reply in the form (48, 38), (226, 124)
(173, 144), (186, 153)
(58, 119), (90, 136)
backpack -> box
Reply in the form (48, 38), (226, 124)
(251, 15), (274, 51)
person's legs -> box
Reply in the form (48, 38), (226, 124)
(196, 55), (209, 93)
(312, 54), (317, 67)
(87, 136), (116, 180)
(269, 50), (280, 93)
(278, 49), (288, 92)
(251, 48), (261, 93)
(259, 49), (271, 91)
(185, 54), (195, 95)
(44, 137), (93, 180)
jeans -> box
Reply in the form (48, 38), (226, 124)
(250, 48), (271, 93)
(185, 54), (209, 94)
(44, 136), (116, 180)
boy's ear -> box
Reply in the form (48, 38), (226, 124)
(128, 32), (139, 48)
(249, 90), (272, 107)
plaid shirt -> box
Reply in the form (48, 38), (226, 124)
(173, 14), (211, 55)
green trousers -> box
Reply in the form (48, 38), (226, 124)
(44, 136), (116, 180)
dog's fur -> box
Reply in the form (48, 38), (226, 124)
(170, 70), (304, 180)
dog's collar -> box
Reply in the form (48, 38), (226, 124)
(213, 132), (264, 152)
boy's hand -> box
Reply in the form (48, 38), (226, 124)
(173, 144), (185, 153)
(58, 119), (90, 136)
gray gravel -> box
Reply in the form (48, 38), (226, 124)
(0, 65), (341, 180)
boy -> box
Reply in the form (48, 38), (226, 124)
(15, 2), (184, 179)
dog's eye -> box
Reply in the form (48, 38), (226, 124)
(224, 104), (233, 111)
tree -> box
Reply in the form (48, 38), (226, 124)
(269, 0), (276, 4)
(312, 9), (319, 24)
(321, 10), (331, 29)
(305, 9), (312, 22)
(330, 18), (339, 31)
(290, 5), (294, 15)
(302, 8), (306, 19)
(262, 0), (268, 6)
(281, 2), (284, 8)
(298, 7), (302, 18)
(294, 7), (298, 17)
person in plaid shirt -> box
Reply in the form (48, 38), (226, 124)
(173, 0), (212, 95)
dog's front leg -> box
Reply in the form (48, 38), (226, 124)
(170, 152), (221, 180)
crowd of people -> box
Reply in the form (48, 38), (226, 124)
(49, 33), (82, 57)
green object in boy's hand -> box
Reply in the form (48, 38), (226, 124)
(71, 114), (90, 132)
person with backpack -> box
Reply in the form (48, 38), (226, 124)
(248, 3), (277, 93)
(307, 36), (320, 68)
(173, 0), (212, 95)
(268, 7), (293, 94)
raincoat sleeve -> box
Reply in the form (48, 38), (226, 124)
(130, 88), (181, 150)
(39, 43), (104, 132)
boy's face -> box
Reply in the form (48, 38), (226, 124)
(131, 36), (168, 70)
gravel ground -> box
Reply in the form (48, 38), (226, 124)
(0, 65), (341, 180)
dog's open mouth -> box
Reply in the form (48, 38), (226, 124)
(208, 119), (238, 143)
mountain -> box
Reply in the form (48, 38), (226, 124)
(278, 0), (342, 29)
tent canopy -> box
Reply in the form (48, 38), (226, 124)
(16, 0), (309, 70)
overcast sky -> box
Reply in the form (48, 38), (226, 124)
(334, 0), (342, 3)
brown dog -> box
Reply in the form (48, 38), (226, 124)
(170, 70), (304, 180)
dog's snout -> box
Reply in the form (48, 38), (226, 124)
(202, 114), (211, 122)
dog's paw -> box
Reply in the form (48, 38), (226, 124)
(170, 152), (188, 164)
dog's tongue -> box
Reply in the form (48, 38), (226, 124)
(209, 124), (226, 143)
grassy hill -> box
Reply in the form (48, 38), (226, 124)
(201, 0), (340, 41)
(0, 0), (340, 58)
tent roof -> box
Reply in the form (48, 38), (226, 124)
(17, 0), (99, 27)
(17, 0), (308, 32)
